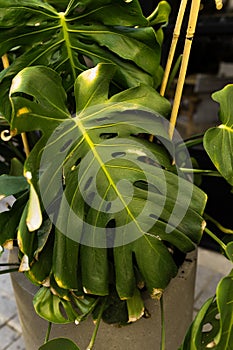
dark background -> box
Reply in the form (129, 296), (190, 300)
(139, 0), (233, 74)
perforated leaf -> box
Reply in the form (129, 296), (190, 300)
(180, 270), (233, 350)
(9, 64), (206, 302)
(0, 0), (168, 119)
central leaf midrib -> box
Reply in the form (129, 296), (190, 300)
(219, 124), (233, 133)
(59, 12), (76, 80)
(76, 118), (144, 235)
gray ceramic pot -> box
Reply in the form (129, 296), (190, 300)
(10, 249), (197, 350)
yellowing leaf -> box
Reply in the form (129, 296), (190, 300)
(26, 183), (42, 231)
(16, 107), (31, 117)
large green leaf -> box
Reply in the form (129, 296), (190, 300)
(179, 297), (218, 350)
(9, 64), (206, 322)
(180, 269), (233, 350)
(204, 84), (233, 186)
(0, 0), (169, 119)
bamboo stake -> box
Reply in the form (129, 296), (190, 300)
(149, 0), (188, 144)
(168, 0), (201, 139)
(21, 133), (30, 157)
(160, 0), (188, 97)
(1, 55), (30, 157)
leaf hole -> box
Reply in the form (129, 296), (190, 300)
(100, 133), (118, 140)
(75, 158), (82, 167)
(106, 219), (116, 248)
(149, 214), (158, 220)
(105, 202), (111, 212)
(215, 313), (220, 320)
(86, 192), (95, 204)
(112, 152), (126, 158)
(74, 5), (86, 13)
(59, 302), (69, 320)
(60, 139), (73, 152)
(84, 177), (93, 191)
(96, 117), (109, 122)
(134, 180), (149, 191)
(134, 180), (159, 193)
(51, 50), (61, 63)
(137, 156), (159, 167)
(65, 74), (71, 83)
(11, 92), (36, 102)
(202, 323), (213, 333)
(78, 38), (92, 45)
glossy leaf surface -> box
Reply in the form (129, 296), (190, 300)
(9, 64), (206, 313)
(0, 175), (28, 198)
(0, 0), (169, 119)
(204, 84), (233, 186)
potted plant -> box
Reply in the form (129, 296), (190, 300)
(0, 0), (232, 349)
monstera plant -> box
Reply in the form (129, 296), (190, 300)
(0, 0), (232, 349)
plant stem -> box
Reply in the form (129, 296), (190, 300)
(160, 296), (166, 350)
(204, 214), (233, 234)
(44, 322), (52, 344)
(21, 133), (30, 157)
(183, 136), (204, 148)
(204, 227), (226, 251)
(86, 298), (107, 350)
(1, 54), (9, 68)
(179, 168), (222, 177)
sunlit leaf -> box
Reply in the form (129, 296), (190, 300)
(26, 182), (42, 231)
(10, 64), (206, 325)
